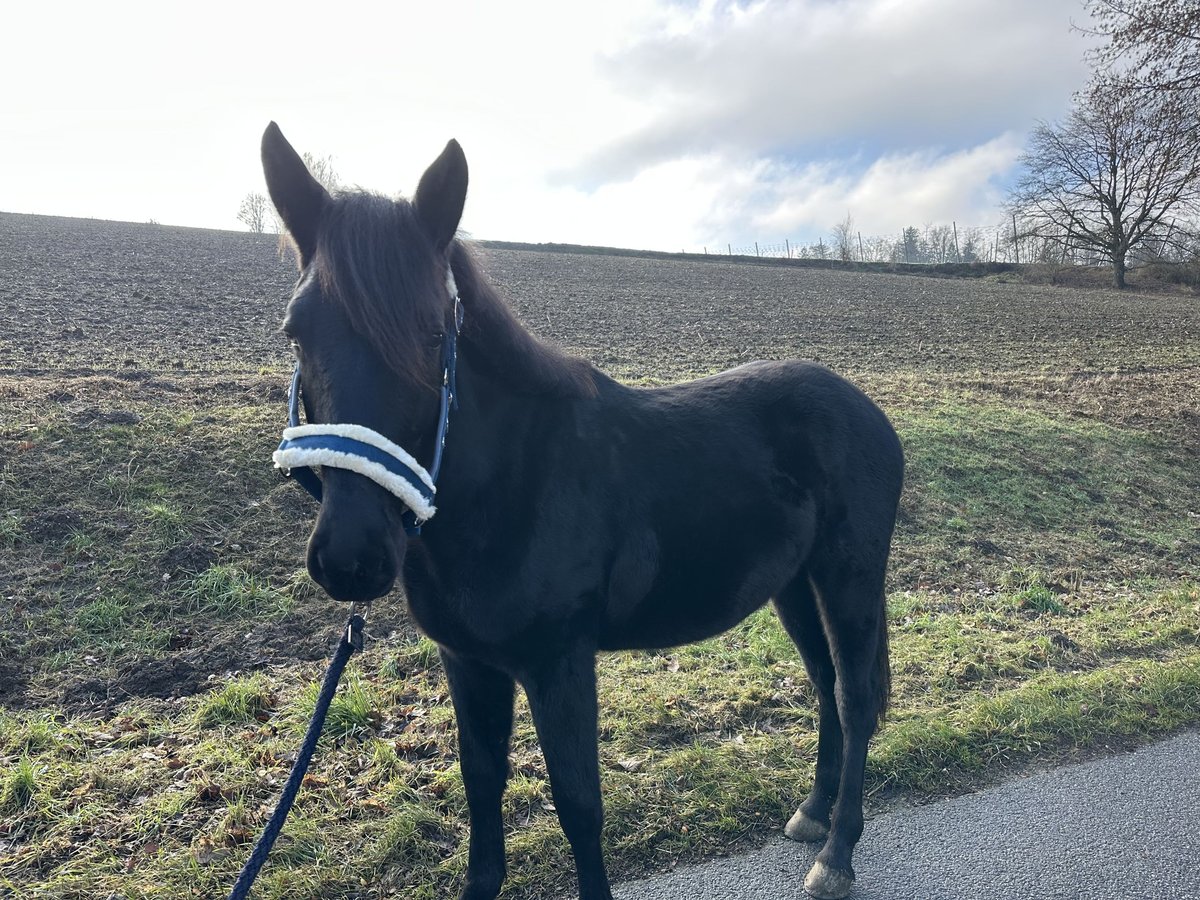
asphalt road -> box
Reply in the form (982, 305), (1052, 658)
(614, 730), (1200, 900)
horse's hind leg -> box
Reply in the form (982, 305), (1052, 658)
(773, 574), (841, 844)
(442, 651), (516, 900)
(523, 647), (613, 900)
(800, 556), (891, 900)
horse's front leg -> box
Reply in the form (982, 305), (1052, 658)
(523, 646), (613, 900)
(442, 650), (516, 900)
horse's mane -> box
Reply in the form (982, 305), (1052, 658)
(449, 240), (598, 399)
(312, 190), (596, 399)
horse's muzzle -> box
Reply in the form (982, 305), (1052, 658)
(306, 528), (399, 602)
(305, 475), (405, 602)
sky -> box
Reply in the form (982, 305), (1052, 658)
(1, 0), (1099, 252)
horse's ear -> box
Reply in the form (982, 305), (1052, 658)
(413, 139), (468, 253)
(261, 122), (330, 266)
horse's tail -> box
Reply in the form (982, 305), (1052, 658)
(875, 588), (892, 726)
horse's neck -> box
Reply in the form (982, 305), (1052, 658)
(427, 269), (601, 532)
(451, 253), (598, 402)
(441, 348), (557, 491)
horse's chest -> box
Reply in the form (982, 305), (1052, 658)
(403, 574), (573, 667)
(404, 586), (487, 653)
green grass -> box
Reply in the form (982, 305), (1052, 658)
(2, 362), (1199, 897)
(0, 396), (320, 711)
(890, 393), (1200, 590)
(2, 582), (1196, 898)
(195, 674), (278, 727)
(0, 513), (22, 546)
(183, 564), (294, 618)
(1, 758), (39, 813)
(141, 500), (186, 549)
(73, 594), (133, 634)
(294, 671), (380, 738)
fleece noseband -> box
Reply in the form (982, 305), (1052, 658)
(272, 269), (462, 536)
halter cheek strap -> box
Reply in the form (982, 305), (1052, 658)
(272, 268), (462, 536)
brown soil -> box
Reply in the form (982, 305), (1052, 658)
(4, 212), (1198, 384)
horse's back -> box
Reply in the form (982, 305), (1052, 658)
(627, 358), (902, 491)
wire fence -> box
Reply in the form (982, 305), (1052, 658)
(695, 219), (1198, 268)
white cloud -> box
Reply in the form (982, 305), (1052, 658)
(581, 0), (1094, 179)
(0, 0), (1095, 249)
(462, 134), (1022, 252)
(750, 134), (1025, 239)
(468, 154), (735, 250)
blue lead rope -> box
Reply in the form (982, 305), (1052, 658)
(227, 613), (365, 900)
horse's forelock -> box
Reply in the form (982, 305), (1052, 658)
(314, 192), (446, 390)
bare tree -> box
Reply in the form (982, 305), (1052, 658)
(859, 235), (892, 263)
(301, 152), (340, 191)
(808, 238), (830, 260)
(237, 191), (269, 233)
(1085, 0), (1200, 93)
(959, 227), (985, 263)
(831, 213), (855, 262)
(925, 224), (953, 263)
(894, 227), (925, 264)
(262, 151), (340, 237)
(1008, 76), (1200, 288)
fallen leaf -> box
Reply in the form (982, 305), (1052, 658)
(197, 784), (233, 802)
(193, 837), (217, 864)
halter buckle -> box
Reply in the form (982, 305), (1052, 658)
(348, 602), (370, 651)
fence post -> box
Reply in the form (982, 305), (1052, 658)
(728, 243), (732, 256)
(858, 231), (864, 262)
(1012, 213), (1020, 265)
(785, 239), (790, 259)
(952, 221), (960, 262)
(755, 241), (759, 257)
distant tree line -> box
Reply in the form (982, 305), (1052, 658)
(721, 220), (1007, 266)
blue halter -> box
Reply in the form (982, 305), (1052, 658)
(275, 287), (462, 537)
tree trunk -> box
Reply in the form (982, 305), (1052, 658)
(1112, 248), (1128, 289)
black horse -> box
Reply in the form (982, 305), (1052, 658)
(260, 122), (904, 900)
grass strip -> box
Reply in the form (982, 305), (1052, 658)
(1, 586), (1196, 898)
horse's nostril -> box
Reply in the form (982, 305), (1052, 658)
(307, 534), (395, 602)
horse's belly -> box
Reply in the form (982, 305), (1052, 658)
(599, 588), (767, 650)
(599, 548), (802, 651)
(597, 494), (813, 651)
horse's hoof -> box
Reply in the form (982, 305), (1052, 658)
(804, 859), (854, 899)
(784, 809), (829, 842)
